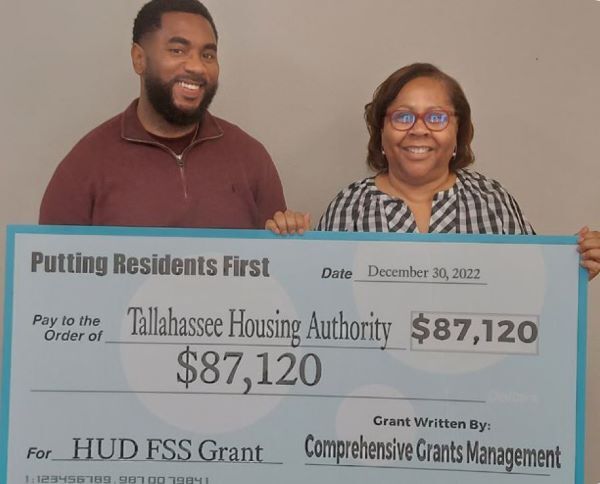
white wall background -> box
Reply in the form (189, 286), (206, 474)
(0, 0), (599, 481)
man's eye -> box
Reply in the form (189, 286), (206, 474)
(203, 52), (217, 61)
(169, 48), (184, 55)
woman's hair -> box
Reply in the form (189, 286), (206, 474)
(365, 62), (474, 172)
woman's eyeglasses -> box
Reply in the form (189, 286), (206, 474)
(387, 109), (455, 131)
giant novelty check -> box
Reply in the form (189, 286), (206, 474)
(1, 226), (587, 484)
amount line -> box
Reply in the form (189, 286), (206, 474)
(31, 389), (484, 404)
(305, 462), (549, 476)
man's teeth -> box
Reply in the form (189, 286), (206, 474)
(406, 147), (431, 153)
(179, 81), (200, 90)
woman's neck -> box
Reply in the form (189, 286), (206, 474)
(377, 168), (456, 203)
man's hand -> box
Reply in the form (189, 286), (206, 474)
(265, 210), (311, 235)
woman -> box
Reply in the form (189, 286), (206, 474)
(311, 63), (599, 280)
(318, 63), (531, 235)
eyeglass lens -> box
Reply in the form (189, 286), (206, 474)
(390, 110), (449, 131)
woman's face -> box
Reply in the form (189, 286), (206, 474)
(381, 76), (458, 183)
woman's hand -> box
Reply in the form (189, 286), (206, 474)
(578, 226), (600, 281)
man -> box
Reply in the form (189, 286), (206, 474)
(40, 0), (307, 233)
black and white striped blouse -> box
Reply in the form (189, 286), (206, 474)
(317, 169), (534, 234)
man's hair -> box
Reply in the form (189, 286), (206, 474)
(133, 0), (218, 43)
(365, 62), (475, 172)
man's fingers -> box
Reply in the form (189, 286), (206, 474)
(266, 210), (311, 235)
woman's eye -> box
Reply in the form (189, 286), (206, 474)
(426, 112), (448, 123)
(393, 112), (415, 124)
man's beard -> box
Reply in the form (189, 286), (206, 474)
(144, 71), (218, 127)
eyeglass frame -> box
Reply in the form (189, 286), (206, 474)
(385, 109), (457, 132)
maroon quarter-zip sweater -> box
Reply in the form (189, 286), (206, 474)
(39, 100), (286, 228)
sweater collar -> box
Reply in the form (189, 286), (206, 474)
(120, 99), (224, 144)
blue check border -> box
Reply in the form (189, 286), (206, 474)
(1, 224), (588, 483)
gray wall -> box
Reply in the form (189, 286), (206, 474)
(1, 0), (599, 481)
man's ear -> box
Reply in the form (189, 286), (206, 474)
(131, 43), (146, 75)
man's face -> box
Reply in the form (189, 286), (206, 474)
(138, 12), (219, 126)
